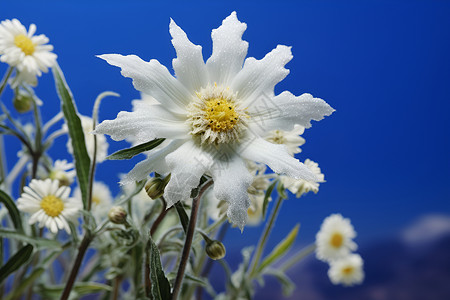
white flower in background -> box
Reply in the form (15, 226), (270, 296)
(328, 253), (364, 286)
(0, 19), (57, 87)
(265, 125), (305, 156)
(74, 181), (113, 221)
(48, 159), (76, 186)
(66, 115), (108, 163)
(17, 179), (81, 233)
(316, 214), (357, 262)
(94, 12), (334, 229)
(280, 159), (325, 197)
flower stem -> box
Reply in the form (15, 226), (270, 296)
(171, 180), (213, 300)
(59, 233), (93, 300)
(248, 196), (285, 277)
(0, 66), (13, 184)
(0, 66), (13, 98)
(279, 243), (316, 272)
(150, 198), (168, 236)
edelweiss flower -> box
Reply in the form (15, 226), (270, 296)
(0, 19), (57, 87)
(328, 254), (364, 286)
(316, 214), (357, 262)
(95, 12), (334, 229)
(265, 125), (305, 156)
(48, 159), (76, 186)
(17, 179), (81, 233)
(74, 181), (113, 221)
(66, 115), (109, 163)
(280, 159), (325, 197)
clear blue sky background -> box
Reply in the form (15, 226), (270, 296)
(1, 0), (450, 297)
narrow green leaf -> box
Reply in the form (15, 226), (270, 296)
(4, 267), (45, 300)
(258, 224), (300, 272)
(264, 268), (295, 296)
(262, 180), (277, 218)
(37, 282), (112, 299)
(276, 181), (287, 200)
(52, 63), (91, 209)
(148, 236), (172, 300)
(106, 138), (165, 160)
(174, 202), (189, 233)
(0, 229), (60, 248)
(0, 189), (23, 232)
(0, 244), (33, 283)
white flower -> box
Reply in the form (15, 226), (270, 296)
(74, 181), (113, 221)
(316, 214), (357, 262)
(17, 179), (81, 233)
(328, 253), (364, 286)
(66, 115), (109, 163)
(94, 12), (334, 229)
(265, 125), (305, 156)
(49, 159), (76, 186)
(280, 159), (325, 197)
(0, 19), (56, 87)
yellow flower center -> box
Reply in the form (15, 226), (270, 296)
(204, 98), (239, 132)
(330, 232), (344, 248)
(342, 266), (354, 275)
(14, 34), (35, 56)
(92, 196), (101, 206)
(41, 195), (64, 217)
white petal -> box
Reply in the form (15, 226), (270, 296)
(121, 140), (184, 185)
(95, 104), (189, 143)
(211, 156), (252, 230)
(206, 12), (248, 86)
(163, 141), (213, 207)
(170, 19), (207, 92)
(248, 92), (334, 134)
(98, 54), (191, 114)
(233, 45), (292, 107)
(239, 138), (318, 182)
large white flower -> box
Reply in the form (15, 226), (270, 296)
(95, 12), (334, 229)
(0, 19), (56, 87)
(315, 214), (357, 262)
(17, 179), (81, 233)
(280, 159), (325, 197)
(328, 253), (364, 286)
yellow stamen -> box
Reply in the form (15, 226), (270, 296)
(92, 196), (101, 205)
(342, 266), (354, 275)
(41, 195), (64, 217)
(330, 232), (344, 248)
(204, 98), (239, 132)
(14, 34), (35, 56)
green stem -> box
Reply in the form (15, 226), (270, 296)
(248, 196), (285, 277)
(0, 67), (14, 184)
(279, 244), (316, 272)
(0, 66), (13, 98)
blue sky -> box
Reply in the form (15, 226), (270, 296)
(1, 0), (450, 296)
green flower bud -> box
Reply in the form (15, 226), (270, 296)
(145, 174), (171, 199)
(108, 206), (127, 224)
(205, 240), (226, 260)
(13, 89), (33, 113)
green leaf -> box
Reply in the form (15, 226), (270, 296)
(148, 236), (172, 300)
(0, 189), (23, 232)
(276, 181), (287, 200)
(0, 229), (61, 248)
(37, 282), (112, 299)
(174, 202), (189, 233)
(4, 267), (45, 300)
(0, 244), (33, 283)
(264, 268), (295, 296)
(262, 180), (277, 218)
(258, 224), (300, 272)
(107, 138), (165, 160)
(52, 63), (91, 209)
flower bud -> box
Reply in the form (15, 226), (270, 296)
(13, 89), (33, 113)
(108, 206), (127, 224)
(205, 240), (226, 260)
(145, 174), (171, 199)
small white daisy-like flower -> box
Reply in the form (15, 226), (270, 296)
(17, 179), (81, 234)
(94, 12), (334, 229)
(265, 125), (305, 156)
(316, 214), (357, 262)
(328, 253), (364, 286)
(0, 19), (57, 87)
(74, 181), (113, 221)
(280, 159), (325, 197)
(48, 159), (76, 186)
(65, 115), (109, 163)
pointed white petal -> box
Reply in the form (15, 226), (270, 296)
(239, 138), (318, 182)
(98, 54), (191, 114)
(170, 19), (207, 92)
(206, 12), (248, 85)
(211, 156), (252, 230)
(94, 104), (189, 143)
(233, 45), (292, 107)
(163, 141), (213, 207)
(248, 92), (334, 134)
